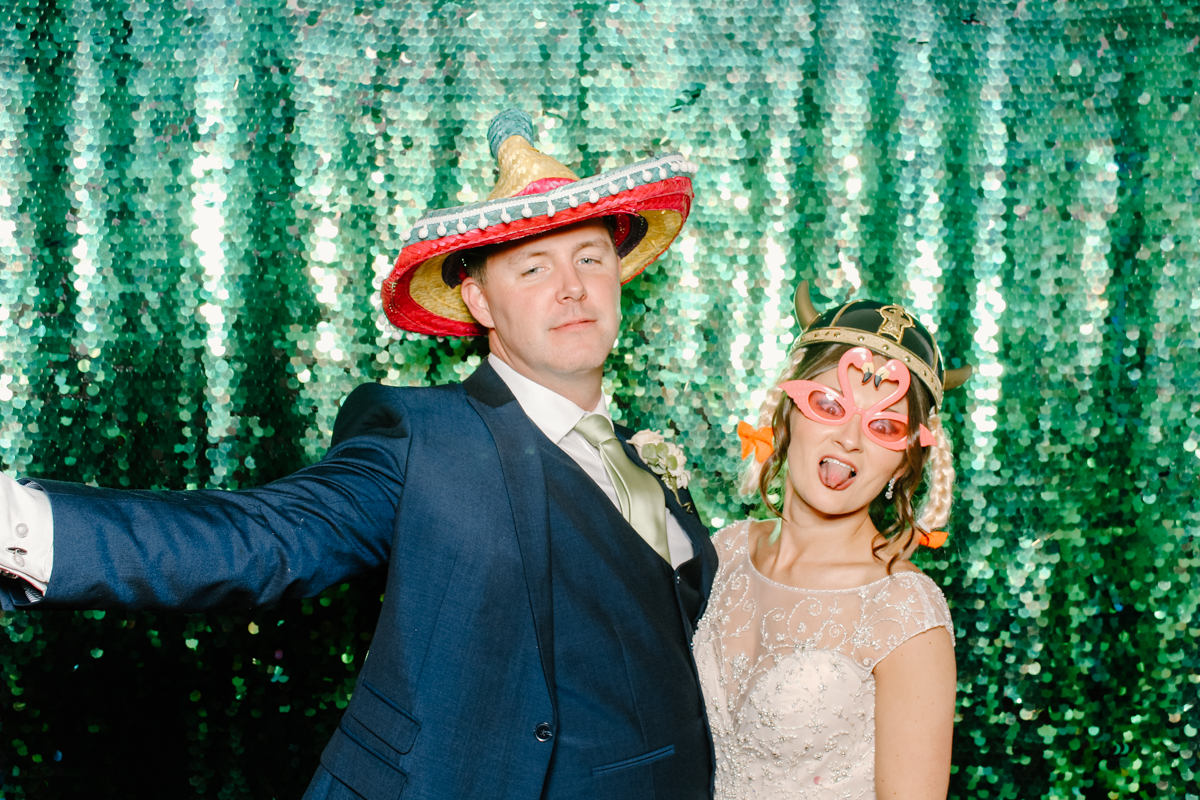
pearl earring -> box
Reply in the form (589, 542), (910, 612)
(885, 477), (896, 500)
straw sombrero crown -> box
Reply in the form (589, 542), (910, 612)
(382, 109), (697, 336)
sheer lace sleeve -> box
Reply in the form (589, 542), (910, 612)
(709, 520), (749, 563)
(848, 572), (955, 671)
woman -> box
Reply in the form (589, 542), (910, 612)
(694, 283), (972, 799)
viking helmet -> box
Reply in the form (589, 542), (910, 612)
(792, 281), (972, 408)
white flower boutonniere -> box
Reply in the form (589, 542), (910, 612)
(629, 430), (692, 506)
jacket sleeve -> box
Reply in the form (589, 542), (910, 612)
(0, 383), (412, 612)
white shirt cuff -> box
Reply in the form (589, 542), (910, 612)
(1, 474), (54, 595)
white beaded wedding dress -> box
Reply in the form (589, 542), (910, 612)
(693, 520), (954, 799)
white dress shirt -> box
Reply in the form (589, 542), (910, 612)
(488, 355), (694, 568)
(0, 476), (53, 597)
(0, 358), (695, 595)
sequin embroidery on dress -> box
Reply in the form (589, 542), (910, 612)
(693, 520), (955, 800)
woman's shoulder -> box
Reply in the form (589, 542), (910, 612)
(873, 561), (949, 599)
(831, 569), (955, 671)
(709, 518), (750, 551)
(885, 560), (942, 593)
(869, 553), (946, 596)
(863, 568), (955, 647)
(709, 518), (776, 561)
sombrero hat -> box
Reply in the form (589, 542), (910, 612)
(381, 109), (697, 336)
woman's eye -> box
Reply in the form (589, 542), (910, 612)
(869, 419), (906, 438)
(814, 393), (844, 417)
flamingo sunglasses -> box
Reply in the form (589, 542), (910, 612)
(779, 347), (934, 452)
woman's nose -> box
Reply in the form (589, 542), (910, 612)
(834, 414), (864, 451)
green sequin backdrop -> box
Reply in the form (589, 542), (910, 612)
(0, 0), (1197, 796)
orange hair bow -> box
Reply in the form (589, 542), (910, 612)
(919, 530), (949, 548)
(919, 424), (936, 447)
(738, 421), (774, 463)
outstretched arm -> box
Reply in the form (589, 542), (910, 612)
(0, 383), (415, 612)
(873, 626), (957, 800)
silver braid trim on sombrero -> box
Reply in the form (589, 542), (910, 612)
(402, 154), (698, 245)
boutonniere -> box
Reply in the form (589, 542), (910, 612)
(628, 430), (692, 508)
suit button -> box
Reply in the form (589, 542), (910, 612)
(534, 722), (553, 742)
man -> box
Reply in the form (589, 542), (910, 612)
(0, 109), (717, 799)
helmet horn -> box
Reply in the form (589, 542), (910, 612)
(793, 280), (820, 329)
(942, 364), (973, 391)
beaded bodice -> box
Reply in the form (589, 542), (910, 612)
(693, 521), (954, 800)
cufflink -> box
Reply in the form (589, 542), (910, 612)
(1, 529), (48, 593)
(1, 479), (53, 594)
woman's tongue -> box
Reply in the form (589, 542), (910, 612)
(819, 458), (856, 490)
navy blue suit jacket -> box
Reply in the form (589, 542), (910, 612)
(6, 363), (718, 799)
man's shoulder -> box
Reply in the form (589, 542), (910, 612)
(344, 380), (466, 405)
(332, 381), (471, 445)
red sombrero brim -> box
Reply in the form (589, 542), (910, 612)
(382, 158), (695, 337)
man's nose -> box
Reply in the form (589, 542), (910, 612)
(556, 261), (586, 302)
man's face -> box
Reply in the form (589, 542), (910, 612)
(460, 220), (622, 401)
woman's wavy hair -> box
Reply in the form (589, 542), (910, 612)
(742, 342), (956, 572)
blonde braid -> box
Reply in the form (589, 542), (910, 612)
(739, 344), (808, 496)
(915, 413), (956, 533)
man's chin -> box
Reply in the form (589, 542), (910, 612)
(548, 327), (616, 356)
(549, 355), (610, 377)
(544, 344), (613, 376)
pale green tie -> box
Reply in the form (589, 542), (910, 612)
(573, 414), (671, 564)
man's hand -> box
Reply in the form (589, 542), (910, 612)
(0, 473), (53, 595)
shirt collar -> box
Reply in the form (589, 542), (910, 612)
(488, 354), (610, 444)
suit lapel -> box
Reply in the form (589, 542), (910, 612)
(463, 363), (557, 706)
(617, 430), (718, 625)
